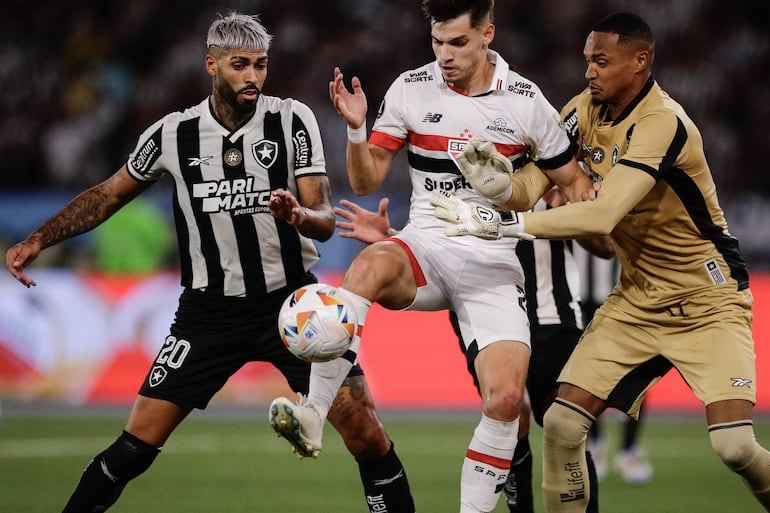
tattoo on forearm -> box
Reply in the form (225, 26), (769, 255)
(37, 187), (113, 249)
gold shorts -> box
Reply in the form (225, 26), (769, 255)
(559, 288), (756, 418)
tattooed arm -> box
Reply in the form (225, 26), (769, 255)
(5, 165), (152, 287)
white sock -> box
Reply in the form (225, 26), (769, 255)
(306, 287), (370, 419)
(460, 414), (519, 513)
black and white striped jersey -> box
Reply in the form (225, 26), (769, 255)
(517, 199), (583, 330)
(126, 95), (326, 297)
(572, 243), (621, 311)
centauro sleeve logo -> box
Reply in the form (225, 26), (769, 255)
(130, 126), (163, 174)
(292, 129), (311, 169)
(562, 109), (579, 142)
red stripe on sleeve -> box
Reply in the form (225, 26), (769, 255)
(369, 130), (405, 151)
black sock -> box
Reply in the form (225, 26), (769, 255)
(357, 442), (415, 513)
(62, 430), (160, 513)
(504, 436), (534, 513)
(621, 418), (641, 451)
(585, 450), (600, 513)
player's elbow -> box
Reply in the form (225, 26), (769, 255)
(349, 180), (378, 197)
(577, 235), (614, 259)
(316, 215), (337, 242)
(316, 227), (334, 242)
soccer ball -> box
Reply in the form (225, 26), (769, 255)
(278, 283), (359, 362)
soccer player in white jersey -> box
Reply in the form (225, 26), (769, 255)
(5, 12), (415, 513)
(332, 190), (612, 513)
(268, 1), (593, 511)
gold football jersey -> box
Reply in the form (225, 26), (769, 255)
(526, 78), (748, 310)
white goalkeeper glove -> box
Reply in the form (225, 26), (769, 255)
(430, 190), (534, 241)
(454, 139), (513, 206)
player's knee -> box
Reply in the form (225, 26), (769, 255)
(104, 430), (161, 481)
(709, 423), (757, 471)
(348, 246), (398, 285)
(543, 400), (595, 448)
(482, 384), (525, 422)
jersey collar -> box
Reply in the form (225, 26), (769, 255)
(434, 49), (509, 97)
(603, 75), (656, 126)
(206, 95), (262, 139)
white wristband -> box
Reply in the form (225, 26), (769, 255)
(347, 124), (367, 144)
(499, 211), (535, 241)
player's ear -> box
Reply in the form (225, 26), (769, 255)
(482, 23), (495, 48)
(635, 49), (651, 74)
(205, 53), (218, 78)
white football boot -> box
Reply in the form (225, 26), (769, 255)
(269, 395), (324, 459)
(614, 447), (653, 484)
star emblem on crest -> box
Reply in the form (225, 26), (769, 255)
(252, 140), (279, 169)
(149, 366), (168, 387)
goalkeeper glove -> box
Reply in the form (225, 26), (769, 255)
(430, 190), (534, 241)
(454, 139), (513, 206)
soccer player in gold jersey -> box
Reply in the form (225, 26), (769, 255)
(443, 11), (770, 513)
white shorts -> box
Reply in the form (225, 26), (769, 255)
(392, 225), (530, 350)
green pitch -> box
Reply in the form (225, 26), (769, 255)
(0, 409), (767, 512)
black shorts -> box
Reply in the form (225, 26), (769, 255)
(138, 276), (363, 409)
(526, 324), (582, 426)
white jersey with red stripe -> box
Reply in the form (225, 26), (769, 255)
(370, 50), (572, 248)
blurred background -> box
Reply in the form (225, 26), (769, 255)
(0, 0), (769, 411)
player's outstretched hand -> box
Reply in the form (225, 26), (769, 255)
(454, 139), (513, 205)
(6, 239), (41, 287)
(329, 67), (367, 129)
(334, 198), (391, 244)
(268, 189), (307, 227)
(430, 190), (534, 241)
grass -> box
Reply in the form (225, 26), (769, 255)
(0, 408), (768, 512)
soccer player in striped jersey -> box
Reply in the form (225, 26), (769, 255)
(448, 12), (770, 513)
(270, 2), (595, 511)
(5, 12), (415, 513)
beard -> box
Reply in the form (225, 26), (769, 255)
(216, 80), (260, 114)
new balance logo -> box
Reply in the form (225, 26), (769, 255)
(422, 113), (443, 123)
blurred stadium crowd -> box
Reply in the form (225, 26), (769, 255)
(1, 0), (768, 267)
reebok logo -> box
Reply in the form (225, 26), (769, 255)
(731, 378), (752, 388)
(188, 155), (214, 167)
